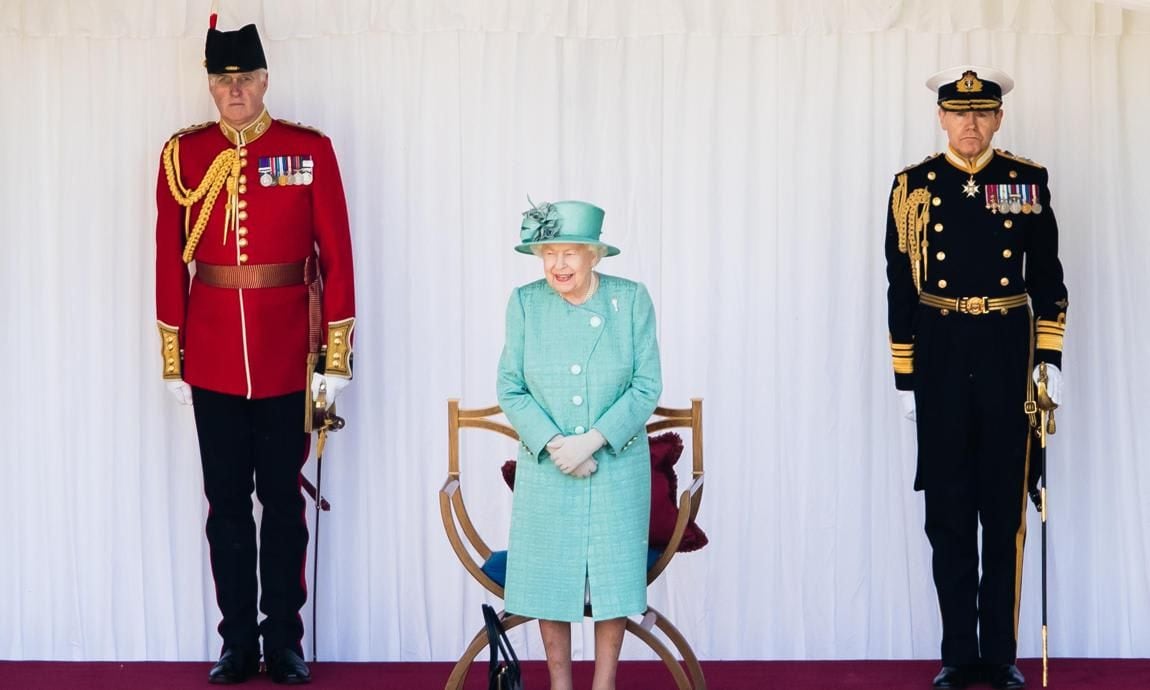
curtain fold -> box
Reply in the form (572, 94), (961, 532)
(1, 0), (1147, 663)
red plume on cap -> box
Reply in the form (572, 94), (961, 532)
(209, 0), (219, 29)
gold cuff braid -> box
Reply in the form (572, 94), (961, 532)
(1035, 317), (1066, 352)
(157, 322), (182, 380)
(325, 318), (355, 377)
(890, 339), (914, 375)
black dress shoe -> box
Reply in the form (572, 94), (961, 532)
(208, 648), (260, 684)
(932, 665), (969, 689)
(266, 648), (311, 685)
(989, 663), (1026, 689)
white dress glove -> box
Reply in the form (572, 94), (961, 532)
(311, 373), (351, 408)
(570, 458), (599, 478)
(1032, 364), (1062, 406)
(166, 380), (193, 406)
(898, 390), (916, 422)
(546, 429), (606, 474)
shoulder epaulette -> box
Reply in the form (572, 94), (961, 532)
(899, 152), (944, 174)
(996, 149), (1045, 169)
(276, 119), (327, 137)
(168, 121), (214, 140)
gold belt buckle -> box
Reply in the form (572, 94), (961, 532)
(959, 296), (988, 316)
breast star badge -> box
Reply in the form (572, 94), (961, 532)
(962, 176), (980, 199)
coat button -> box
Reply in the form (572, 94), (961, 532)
(931, 197), (941, 207)
(1003, 249), (1012, 258)
(570, 364), (582, 375)
(933, 223), (943, 233)
(936, 251), (946, 261)
(574, 426), (586, 434)
(1000, 277), (1010, 286)
(572, 395), (583, 406)
(1004, 219), (1013, 229)
(239, 253), (249, 263)
(589, 316), (602, 328)
(938, 279), (948, 289)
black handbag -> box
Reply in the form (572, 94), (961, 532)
(482, 603), (523, 690)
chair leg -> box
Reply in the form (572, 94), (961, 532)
(444, 613), (533, 690)
(647, 605), (706, 689)
(624, 616), (692, 690)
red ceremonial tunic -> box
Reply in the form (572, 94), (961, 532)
(155, 112), (355, 398)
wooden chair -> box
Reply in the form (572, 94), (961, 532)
(440, 398), (706, 689)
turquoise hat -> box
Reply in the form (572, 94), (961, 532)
(515, 198), (620, 256)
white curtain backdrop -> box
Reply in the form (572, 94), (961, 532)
(1, 0), (1148, 663)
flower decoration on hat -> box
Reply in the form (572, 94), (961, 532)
(521, 197), (562, 243)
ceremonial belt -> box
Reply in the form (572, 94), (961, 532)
(919, 291), (1029, 316)
(196, 256), (324, 359)
(194, 258), (317, 289)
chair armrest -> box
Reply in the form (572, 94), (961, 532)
(439, 477), (506, 598)
(441, 476), (460, 496)
(647, 472), (705, 583)
(686, 472), (705, 522)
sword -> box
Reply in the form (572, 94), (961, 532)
(1033, 363), (1058, 688)
(307, 382), (346, 663)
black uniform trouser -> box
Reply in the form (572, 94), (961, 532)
(192, 387), (310, 657)
(914, 308), (1032, 666)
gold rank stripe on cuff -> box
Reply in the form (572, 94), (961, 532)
(157, 321), (182, 380)
(890, 340), (914, 374)
(325, 318), (355, 377)
(1035, 318), (1066, 352)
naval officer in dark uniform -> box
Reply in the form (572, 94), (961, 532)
(884, 66), (1068, 690)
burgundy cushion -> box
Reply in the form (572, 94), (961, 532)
(499, 431), (708, 553)
(647, 431), (708, 552)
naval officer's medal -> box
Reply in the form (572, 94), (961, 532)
(1028, 183), (1042, 214)
(962, 175), (980, 199)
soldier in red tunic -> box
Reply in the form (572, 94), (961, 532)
(155, 19), (354, 685)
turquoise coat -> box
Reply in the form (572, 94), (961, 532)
(497, 273), (662, 622)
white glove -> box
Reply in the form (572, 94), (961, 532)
(1033, 364), (1062, 406)
(546, 429), (606, 474)
(570, 458), (599, 478)
(311, 373), (351, 408)
(898, 390), (916, 422)
(166, 380), (193, 406)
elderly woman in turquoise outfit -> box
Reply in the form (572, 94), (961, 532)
(497, 199), (662, 690)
